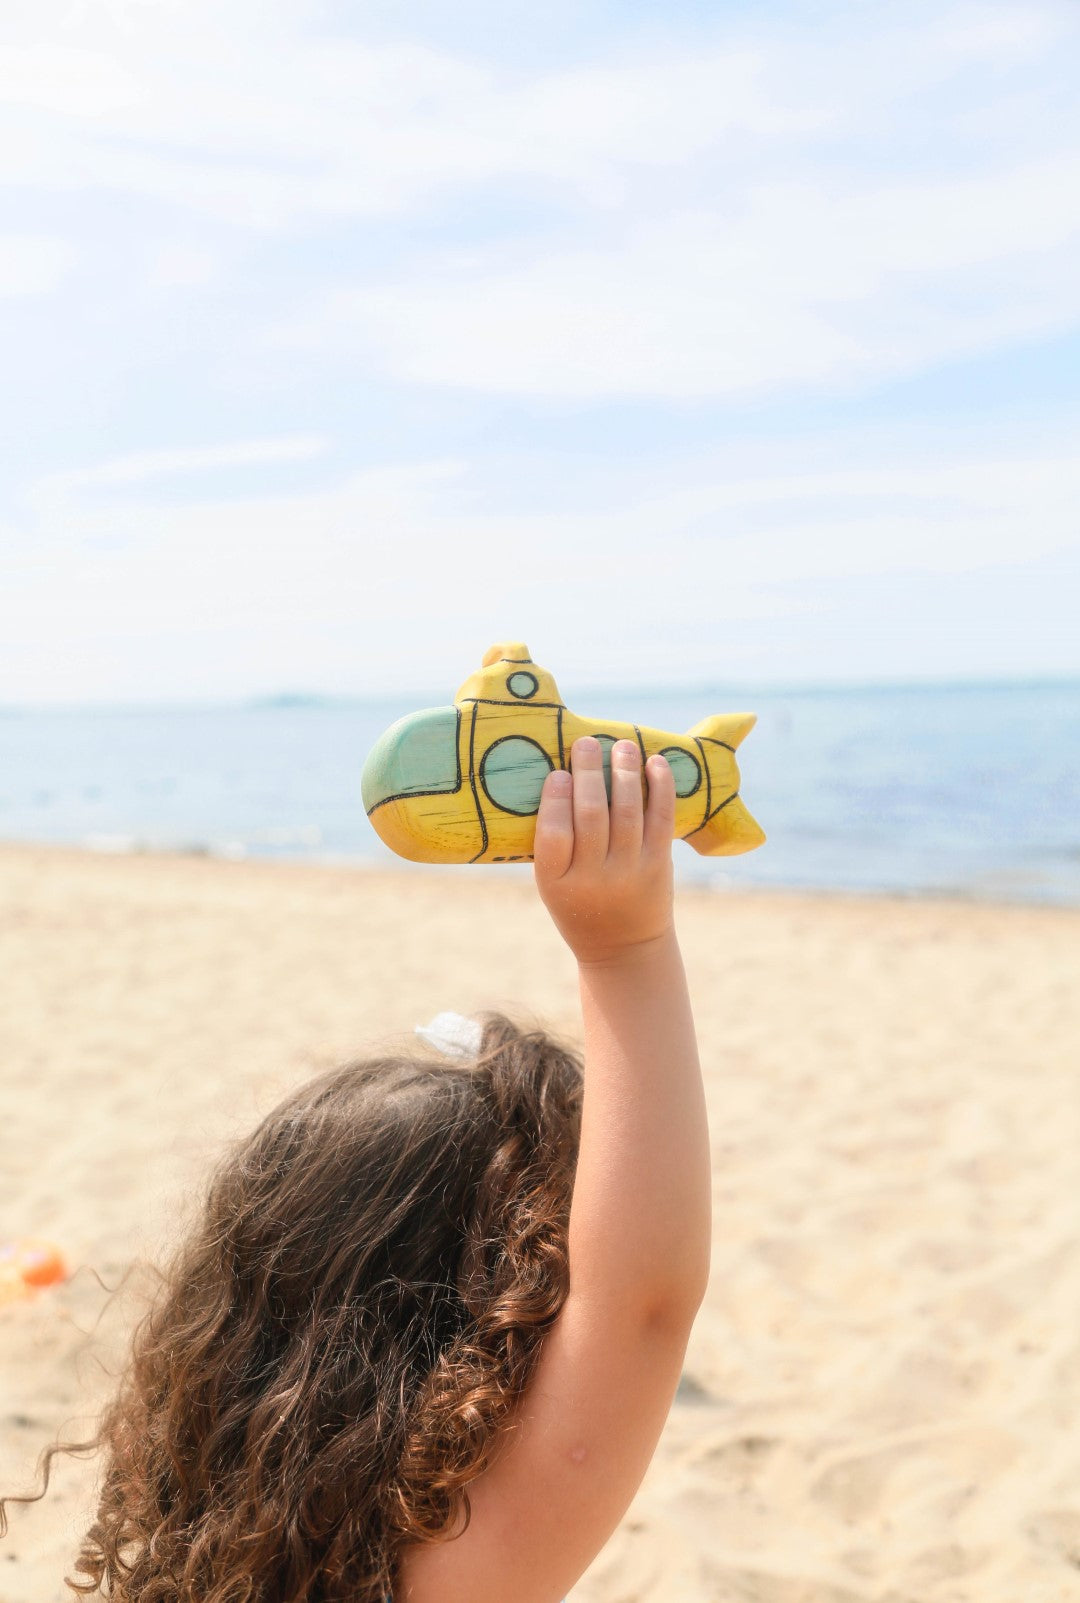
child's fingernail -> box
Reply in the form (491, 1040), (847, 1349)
(613, 740), (640, 767)
(548, 769), (572, 794)
(574, 736), (600, 757)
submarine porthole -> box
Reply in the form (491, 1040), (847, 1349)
(507, 671), (539, 699)
(659, 746), (702, 799)
(479, 735), (554, 816)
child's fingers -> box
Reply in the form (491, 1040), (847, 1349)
(533, 768), (574, 881)
(569, 737), (609, 867)
(642, 753), (677, 859)
(607, 740), (644, 862)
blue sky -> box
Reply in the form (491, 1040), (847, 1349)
(2, 0), (1079, 703)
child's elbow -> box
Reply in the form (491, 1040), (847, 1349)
(638, 1257), (710, 1339)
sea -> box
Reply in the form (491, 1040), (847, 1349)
(1, 681), (1078, 906)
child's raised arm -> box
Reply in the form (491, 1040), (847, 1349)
(401, 737), (711, 1603)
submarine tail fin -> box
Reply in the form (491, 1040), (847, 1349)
(688, 712), (757, 749)
(686, 795), (766, 857)
(684, 711), (764, 855)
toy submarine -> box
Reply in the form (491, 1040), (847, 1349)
(362, 642), (765, 865)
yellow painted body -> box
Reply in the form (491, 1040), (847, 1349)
(363, 642), (765, 865)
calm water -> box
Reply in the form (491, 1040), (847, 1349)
(1, 682), (1078, 904)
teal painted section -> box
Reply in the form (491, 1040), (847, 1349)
(480, 736), (554, 816)
(361, 707), (460, 811)
(660, 745), (702, 798)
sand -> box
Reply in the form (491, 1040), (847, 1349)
(1, 842), (1079, 1602)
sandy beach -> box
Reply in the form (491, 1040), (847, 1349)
(2, 842), (1079, 1602)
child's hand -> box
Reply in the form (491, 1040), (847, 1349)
(534, 737), (676, 967)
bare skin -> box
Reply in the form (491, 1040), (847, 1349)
(400, 737), (711, 1603)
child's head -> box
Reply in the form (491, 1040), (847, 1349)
(70, 1015), (582, 1601)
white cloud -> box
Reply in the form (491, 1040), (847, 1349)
(279, 145), (1080, 399)
(142, 239), (221, 291)
(0, 40), (143, 119)
(0, 232), (74, 296)
(0, 17), (811, 226)
(4, 434), (1077, 701)
(2, 2), (1079, 701)
(935, 5), (1061, 57)
(12, 2), (1064, 231)
(3, 1), (1078, 402)
(35, 435), (330, 497)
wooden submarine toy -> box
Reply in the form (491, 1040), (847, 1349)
(362, 643), (765, 865)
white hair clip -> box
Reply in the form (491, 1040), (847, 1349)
(415, 1011), (484, 1060)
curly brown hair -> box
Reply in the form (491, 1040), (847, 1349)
(3, 1014), (582, 1602)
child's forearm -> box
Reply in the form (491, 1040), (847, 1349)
(569, 930), (711, 1325)
(533, 736), (710, 1328)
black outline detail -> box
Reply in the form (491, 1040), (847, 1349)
(556, 706), (566, 769)
(365, 706), (464, 816)
(633, 725), (647, 764)
(694, 735), (711, 824)
(497, 656), (534, 664)
(478, 734), (554, 818)
(659, 744), (702, 800)
(459, 697), (564, 711)
(694, 727), (740, 828)
(684, 785), (740, 846)
(704, 789), (739, 825)
(466, 704), (490, 861)
(506, 670), (539, 700)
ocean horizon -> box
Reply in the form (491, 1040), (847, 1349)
(2, 678), (1078, 907)
(5, 670), (1080, 716)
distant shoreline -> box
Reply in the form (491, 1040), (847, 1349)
(3, 673), (1080, 717)
(3, 836), (1078, 916)
(3, 682), (1077, 908)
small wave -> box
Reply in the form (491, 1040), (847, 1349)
(83, 833), (247, 860)
(254, 824), (323, 847)
(84, 833), (141, 854)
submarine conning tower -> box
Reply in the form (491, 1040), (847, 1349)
(454, 641), (565, 709)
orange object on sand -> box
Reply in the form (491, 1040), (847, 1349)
(0, 1239), (68, 1303)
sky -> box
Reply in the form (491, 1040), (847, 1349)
(2, 0), (1079, 704)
